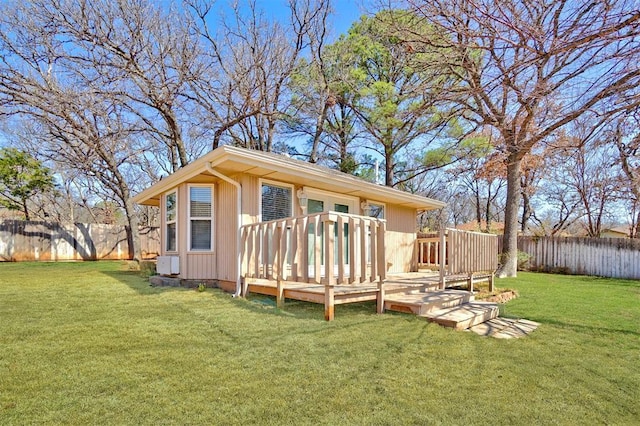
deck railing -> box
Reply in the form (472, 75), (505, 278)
(445, 228), (498, 275)
(240, 211), (387, 287)
(417, 228), (498, 290)
(417, 234), (440, 268)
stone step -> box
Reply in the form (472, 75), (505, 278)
(468, 318), (540, 338)
(421, 302), (499, 330)
(384, 290), (473, 315)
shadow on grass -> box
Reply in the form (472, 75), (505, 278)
(524, 316), (640, 338)
(499, 303), (640, 337)
(520, 273), (640, 288)
(99, 266), (445, 328)
(239, 294), (438, 334)
(240, 293), (384, 322)
(98, 266), (383, 324)
(574, 276), (640, 288)
(100, 270), (189, 296)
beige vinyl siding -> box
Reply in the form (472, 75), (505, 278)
(385, 231), (417, 273)
(215, 180), (239, 281)
(385, 204), (417, 233)
(240, 174), (260, 225)
(384, 204), (418, 272)
(185, 252), (216, 279)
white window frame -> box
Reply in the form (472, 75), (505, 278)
(303, 186), (359, 214)
(365, 200), (386, 219)
(165, 190), (178, 253)
(188, 184), (215, 252)
(259, 179), (294, 222)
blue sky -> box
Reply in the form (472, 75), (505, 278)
(232, 0), (364, 37)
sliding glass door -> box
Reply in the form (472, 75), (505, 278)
(306, 190), (357, 273)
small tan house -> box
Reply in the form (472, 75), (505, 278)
(133, 146), (445, 295)
(600, 226), (632, 238)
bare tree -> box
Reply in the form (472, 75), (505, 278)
(550, 133), (622, 237)
(187, 0), (332, 152)
(451, 151), (506, 232)
(518, 151), (546, 233)
(29, 0), (201, 172)
(611, 108), (640, 237)
(0, 2), (158, 260)
(285, 1), (337, 163)
(395, 0), (640, 276)
(534, 151), (583, 236)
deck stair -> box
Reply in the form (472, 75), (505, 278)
(384, 279), (441, 294)
(384, 290), (473, 315)
(384, 288), (499, 330)
(420, 302), (500, 330)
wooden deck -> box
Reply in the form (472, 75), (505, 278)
(240, 221), (500, 326)
(247, 278), (379, 304)
(245, 271), (500, 327)
(245, 277), (383, 320)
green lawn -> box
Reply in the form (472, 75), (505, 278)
(1, 262), (638, 425)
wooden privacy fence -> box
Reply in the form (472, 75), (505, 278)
(0, 220), (160, 261)
(240, 211), (386, 286)
(517, 236), (640, 279)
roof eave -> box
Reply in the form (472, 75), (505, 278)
(216, 147), (447, 210)
(131, 146), (447, 211)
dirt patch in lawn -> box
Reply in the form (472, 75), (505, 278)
(476, 289), (518, 304)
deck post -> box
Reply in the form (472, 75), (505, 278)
(324, 284), (335, 321)
(359, 219), (367, 283)
(276, 278), (284, 309)
(377, 221), (386, 281)
(323, 214), (336, 321)
(273, 223), (282, 280)
(488, 272), (495, 292)
(241, 276), (249, 297)
(376, 279), (385, 314)
(313, 215), (322, 283)
(439, 227), (446, 290)
(348, 217), (357, 284)
(468, 274), (474, 293)
(322, 213), (336, 285)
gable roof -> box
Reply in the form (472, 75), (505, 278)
(132, 146), (446, 210)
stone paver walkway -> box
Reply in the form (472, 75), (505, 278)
(468, 318), (540, 339)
